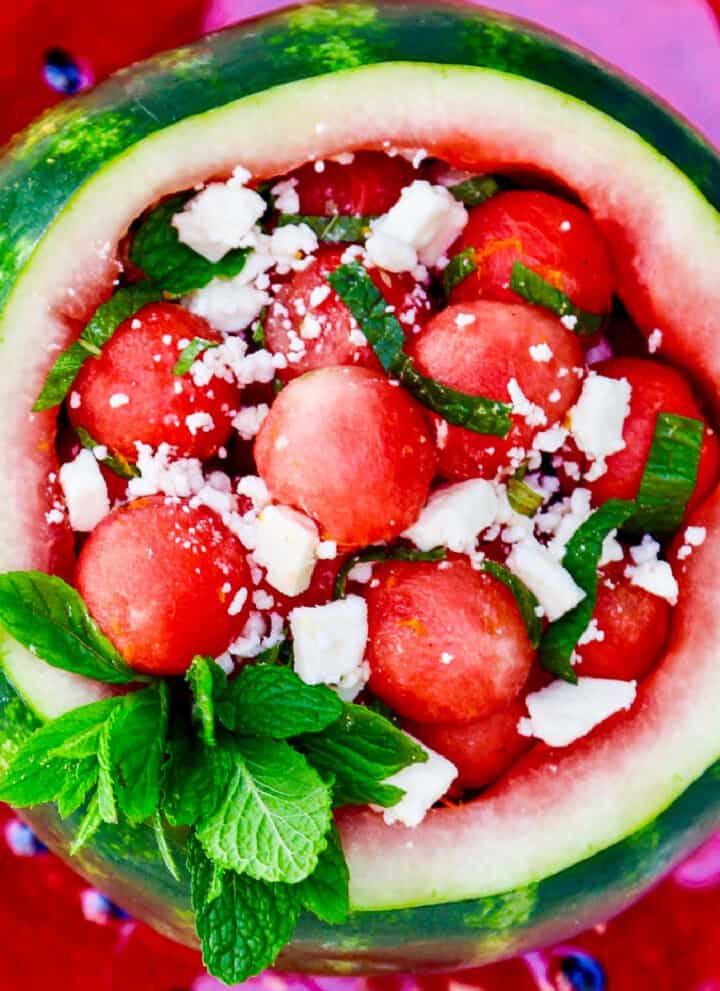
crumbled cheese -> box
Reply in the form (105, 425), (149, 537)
(625, 536), (679, 604)
(252, 589), (275, 610)
(507, 378), (547, 427)
(58, 449), (110, 532)
(109, 393), (129, 408)
(560, 314), (579, 331)
(569, 372), (631, 478)
(506, 537), (586, 621)
(128, 443), (205, 499)
(560, 220), (572, 232)
(380, 738), (458, 828)
(233, 404), (270, 441)
(578, 618), (605, 647)
(402, 479), (498, 554)
(230, 610), (285, 659)
(533, 424), (568, 454)
(172, 166), (265, 263)
(227, 587), (249, 616)
(335, 660), (371, 702)
(347, 561), (374, 585)
(435, 419), (449, 450)
(269, 223), (318, 272)
(538, 487), (593, 561)
(236, 474), (271, 510)
(214, 652), (235, 675)
(455, 312), (476, 328)
(291, 595), (368, 693)
(317, 540), (338, 560)
(190, 337), (281, 387)
(253, 505), (319, 596)
(677, 525), (707, 559)
(365, 180), (468, 272)
(69, 391), (81, 410)
(185, 277), (270, 334)
(309, 284), (331, 309)
(185, 412), (215, 436)
(518, 677), (637, 747)
(271, 178), (300, 215)
(647, 328), (663, 354)
(599, 529), (624, 567)
(529, 342), (553, 363)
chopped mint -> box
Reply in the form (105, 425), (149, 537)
(510, 261), (604, 335)
(507, 470), (544, 517)
(75, 426), (140, 480)
(277, 213), (376, 243)
(482, 560), (543, 649)
(333, 544), (446, 599)
(173, 336), (220, 376)
(448, 174), (500, 206)
(442, 247), (477, 296)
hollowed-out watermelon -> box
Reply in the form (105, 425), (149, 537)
(1, 0), (720, 973)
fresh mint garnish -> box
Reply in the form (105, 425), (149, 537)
(507, 469), (544, 518)
(130, 193), (251, 296)
(0, 572), (140, 685)
(173, 337), (220, 376)
(75, 426), (140, 480)
(510, 261), (604, 335)
(482, 560), (543, 649)
(328, 262), (512, 437)
(625, 412), (704, 535)
(277, 213), (375, 243)
(448, 174), (500, 206)
(186, 655), (227, 747)
(109, 683), (169, 823)
(152, 810), (180, 881)
(333, 544), (446, 599)
(297, 824), (350, 924)
(540, 499), (636, 682)
(161, 733), (233, 829)
(33, 282), (162, 411)
(442, 247), (477, 296)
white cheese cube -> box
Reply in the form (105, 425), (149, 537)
(626, 559), (679, 605)
(59, 449), (110, 532)
(506, 537), (586, 621)
(172, 168), (266, 263)
(517, 676), (637, 747)
(185, 278), (269, 334)
(291, 595), (368, 689)
(569, 372), (632, 476)
(253, 505), (319, 596)
(366, 180), (468, 272)
(402, 479), (498, 554)
(381, 739), (458, 828)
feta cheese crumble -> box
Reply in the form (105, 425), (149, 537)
(59, 449), (110, 532)
(647, 328), (663, 354)
(232, 404), (270, 441)
(569, 372), (632, 479)
(625, 536), (679, 605)
(253, 505), (319, 596)
(291, 595), (369, 699)
(677, 525), (707, 560)
(518, 677), (637, 747)
(380, 738), (458, 828)
(507, 378), (547, 427)
(506, 537), (586, 621)
(402, 479), (498, 554)
(529, 342), (553, 363)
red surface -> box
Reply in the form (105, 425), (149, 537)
(1, 1), (720, 988)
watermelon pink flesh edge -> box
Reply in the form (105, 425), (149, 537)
(1, 18), (720, 922)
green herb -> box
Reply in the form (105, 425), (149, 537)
(71, 791), (103, 853)
(540, 499), (635, 682)
(33, 282), (163, 411)
(187, 656), (227, 747)
(217, 664), (343, 738)
(196, 734), (332, 883)
(152, 811), (180, 881)
(96, 716), (118, 823)
(442, 247), (477, 296)
(251, 308), (268, 347)
(482, 560), (543, 649)
(448, 174), (500, 206)
(278, 213), (375, 243)
(510, 261), (604, 335)
(507, 471), (544, 517)
(109, 683), (169, 823)
(130, 192), (251, 295)
(297, 824), (350, 924)
(333, 544), (446, 599)
(625, 413), (704, 535)
(328, 262), (512, 437)
(188, 836), (301, 985)
(173, 337), (219, 376)
(161, 733), (233, 829)
(298, 702), (428, 807)
(74, 426), (140, 481)
(0, 572), (140, 685)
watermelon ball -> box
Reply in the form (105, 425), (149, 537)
(407, 300), (584, 480)
(288, 150), (418, 216)
(558, 357), (720, 514)
(254, 366), (437, 548)
(69, 302), (240, 462)
(76, 495), (252, 675)
(574, 558), (672, 681)
(404, 699), (532, 791)
(364, 558), (535, 723)
(264, 244), (432, 382)
(448, 189), (615, 315)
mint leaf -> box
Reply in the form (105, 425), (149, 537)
(0, 572), (139, 685)
(509, 262), (604, 335)
(448, 174), (499, 206)
(442, 247), (477, 296)
(482, 560), (543, 649)
(45, 696), (125, 759)
(96, 715), (118, 824)
(56, 759), (98, 818)
(196, 735), (332, 883)
(506, 472), (544, 518)
(218, 664), (342, 738)
(187, 656), (227, 747)
(110, 684), (169, 823)
(540, 499), (636, 682)
(188, 835), (300, 985)
(626, 412), (704, 535)
(75, 426), (139, 481)
(173, 337), (219, 376)
(277, 213), (375, 243)
(333, 544), (446, 599)
(297, 824), (350, 924)
(130, 193), (251, 295)
(152, 811), (180, 881)
(161, 732), (233, 828)
(70, 790), (103, 854)
(298, 703), (427, 808)
(33, 282), (163, 411)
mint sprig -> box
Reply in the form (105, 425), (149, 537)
(33, 282), (163, 411)
(130, 193), (251, 296)
(297, 824), (350, 924)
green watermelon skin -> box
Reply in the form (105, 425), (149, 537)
(2, 0), (720, 974)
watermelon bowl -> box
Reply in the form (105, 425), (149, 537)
(1, 0), (720, 977)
